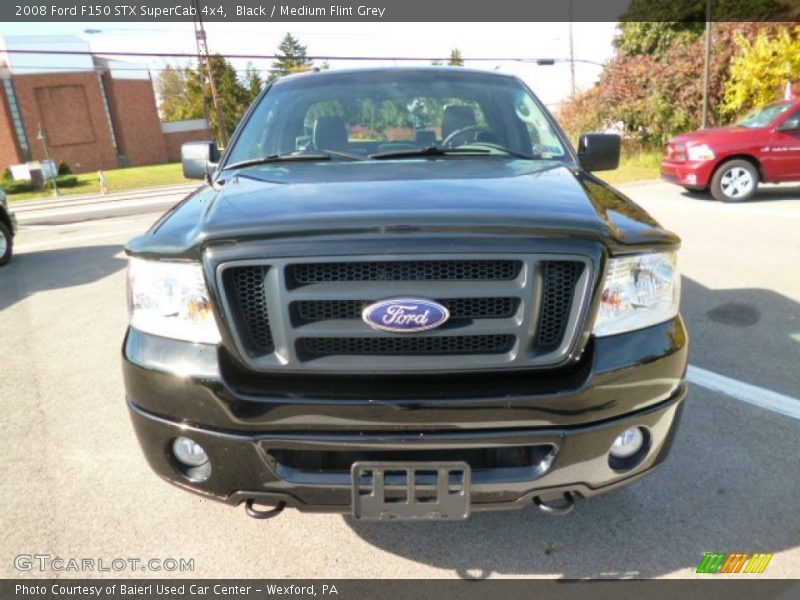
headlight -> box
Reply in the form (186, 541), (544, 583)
(127, 258), (221, 344)
(593, 251), (680, 337)
(686, 144), (715, 161)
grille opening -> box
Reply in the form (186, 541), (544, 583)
(297, 334), (515, 358)
(224, 266), (274, 355)
(292, 297), (519, 324)
(219, 344), (592, 401)
(537, 261), (583, 348)
(268, 445), (555, 475)
(287, 259), (521, 287)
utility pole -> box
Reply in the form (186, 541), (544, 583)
(192, 0), (228, 147)
(568, 1), (576, 97)
(701, 0), (713, 128)
(36, 123), (59, 196)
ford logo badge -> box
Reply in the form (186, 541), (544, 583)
(362, 298), (450, 333)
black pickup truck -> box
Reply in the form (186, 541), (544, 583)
(123, 68), (687, 520)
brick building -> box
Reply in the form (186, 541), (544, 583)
(0, 35), (211, 174)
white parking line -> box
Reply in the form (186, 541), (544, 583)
(15, 228), (147, 251)
(687, 365), (800, 420)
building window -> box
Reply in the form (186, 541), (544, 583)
(2, 78), (32, 161)
(98, 73), (119, 151)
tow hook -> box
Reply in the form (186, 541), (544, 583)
(533, 492), (575, 516)
(245, 499), (286, 519)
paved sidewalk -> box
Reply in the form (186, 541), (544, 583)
(9, 182), (199, 212)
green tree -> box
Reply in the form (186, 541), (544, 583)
(448, 49), (464, 66)
(723, 26), (800, 116)
(186, 54), (251, 143)
(614, 22), (703, 57)
(156, 63), (203, 121)
(268, 33), (314, 81)
(243, 63), (263, 103)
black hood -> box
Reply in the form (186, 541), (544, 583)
(127, 159), (677, 257)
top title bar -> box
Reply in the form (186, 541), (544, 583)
(3, 0), (799, 22)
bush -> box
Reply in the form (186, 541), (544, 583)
(0, 179), (35, 194)
(57, 161), (72, 176)
(557, 23), (796, 146)
(2, 168), (11, 182)
(45, 175), (79, 189)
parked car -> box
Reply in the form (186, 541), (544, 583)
(661, 100), (800, 202)
(124, 68), (687, 521)
(0, 190), (17, 266)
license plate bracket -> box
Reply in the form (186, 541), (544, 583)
(351, 461), (471, 521)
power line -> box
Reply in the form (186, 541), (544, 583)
(0, 47), (600, 65)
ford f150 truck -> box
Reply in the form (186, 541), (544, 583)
(661, 100), (800, 202)
(123, 68), (687, 520)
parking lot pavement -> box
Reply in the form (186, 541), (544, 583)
(0, 181), (798, 579)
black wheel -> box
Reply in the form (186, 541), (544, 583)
(0, 221), (12, 267)
(710, 159), (759, 202)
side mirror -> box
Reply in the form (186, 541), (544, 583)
(776, 115), (800, 132)
(577, 133), (621, 172)
(181, 141), (220, 180)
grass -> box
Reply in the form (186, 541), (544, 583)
(598, 150), (663, 185)
(7, 162), (191, 202)
(6, 151), (664, 203)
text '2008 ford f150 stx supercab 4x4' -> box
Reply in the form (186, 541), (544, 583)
(123, 68), (687, 520)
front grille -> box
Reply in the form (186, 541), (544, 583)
(288, 260), (521, 285)
(220, 254), (589, 372)
(224, 266), (274, 355)
(294, 297), (518, 323)
(269, 445), (555, 474)
(538, 261), (583, 347)
(298, 335), (515, 357)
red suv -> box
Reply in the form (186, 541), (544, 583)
(661, 100), (800, 202)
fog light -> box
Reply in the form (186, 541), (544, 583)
(610, 427), (644, 459)
(172, 436), (208, 467)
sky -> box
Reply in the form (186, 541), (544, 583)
(0, 21), (619, 108)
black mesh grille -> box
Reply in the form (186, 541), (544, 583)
(537, 261), (583, 347)
(294, 297), (518, 323)
(289, 260), (520, 285)
(227, 266), (274, 354)
(298, 335), (514, 357)
(223, 257), (585, 365)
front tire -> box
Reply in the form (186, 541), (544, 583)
(682, 186), (707, 195)
(711, 159), (758, 202)
(0, 221), (12, 266)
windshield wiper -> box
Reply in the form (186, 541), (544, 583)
(369, 146), (491, 160)
(369, 145), (538, 160)
(222, 150), (363, 171)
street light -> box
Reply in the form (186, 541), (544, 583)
(526, 58), (605, 68)
(36, 123), (59, 196)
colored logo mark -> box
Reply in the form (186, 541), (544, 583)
(696, 552), (773, 574)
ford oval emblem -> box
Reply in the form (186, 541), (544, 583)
(362, 298), (450, 333)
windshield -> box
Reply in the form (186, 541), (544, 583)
(223, 69), (569, 167)
(737, 102), (792, 128)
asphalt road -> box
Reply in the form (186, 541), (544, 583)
(1, 180), (799, 579)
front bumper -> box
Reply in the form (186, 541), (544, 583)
(123, 317), (689, 513)
(661, 159), (715, 189)
(129, 390), (684, 512)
